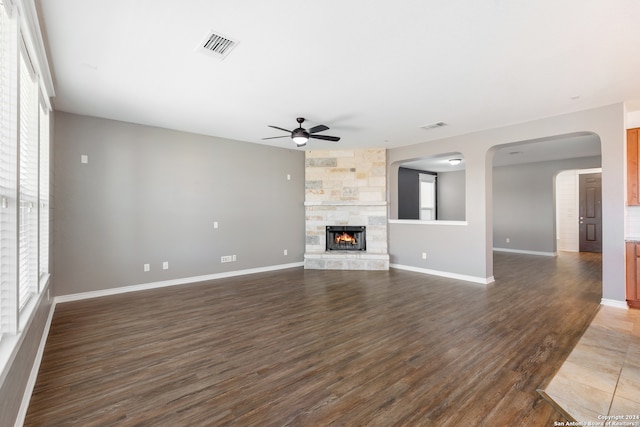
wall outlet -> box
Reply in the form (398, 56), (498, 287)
(144, 263), (150, 272)
(162, 261), (169, 270)
(422, 252), (427, 259)
(506, 237), (510, 243)
(284, 249), (288, 256)
(214, 221), (218, 229)
(287, 174), (291, 181)
(80, 155), (88, 164)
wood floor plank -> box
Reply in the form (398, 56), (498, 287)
(24, 251), (602, 426)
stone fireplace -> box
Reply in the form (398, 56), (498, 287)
(304, 149), (389, 270)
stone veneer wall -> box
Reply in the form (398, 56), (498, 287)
(304, 149), (389, 270)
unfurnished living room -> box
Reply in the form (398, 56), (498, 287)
(2, 1), (640, 426)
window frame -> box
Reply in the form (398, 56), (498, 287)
(419, 173), (437, 221)
(0, 0), (53, 364)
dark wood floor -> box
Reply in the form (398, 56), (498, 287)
(25, 251), (602, 426)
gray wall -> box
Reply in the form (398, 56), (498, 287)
(53, 112), (305, 296)
(493, 156), (601, 254)
(388, 103), (625, 302)
(398, 167), (423, 219)
(437, 170), (465, 221)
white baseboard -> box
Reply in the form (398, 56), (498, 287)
(493, 247), (557, 257)
(601, 298), (628, 309)
(15, 299), (56, 427)
(55, 262), (304, 303)
(390, 263), (495, 285)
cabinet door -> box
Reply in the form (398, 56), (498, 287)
(627, 242), (638, 303)
(628, 129), (639, 206)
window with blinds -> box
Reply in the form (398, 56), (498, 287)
(0, 0), (18, 335)
(0, 1), (51, 339)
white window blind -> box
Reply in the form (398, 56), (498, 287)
(38, 100), (48, 280)
(0, 0), (18, 334)
(1, 0), (13, 18)
(18, 45), (38, 310)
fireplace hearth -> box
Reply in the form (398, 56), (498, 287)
(326, 226), (366, 251)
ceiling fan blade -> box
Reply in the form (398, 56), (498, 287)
(262, 135), (290, 140)
(309, 124), (329, 134)
(310, 134), (340, 142)
(268, 125), (292, 133)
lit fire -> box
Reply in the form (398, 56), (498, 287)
(335, 232), (357, 245)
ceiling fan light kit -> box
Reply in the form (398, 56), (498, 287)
(291, 128), (310, 146)
(263, 117), (340, 147)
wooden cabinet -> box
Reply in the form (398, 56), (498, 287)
(628, 129), (640, 307)
(626, 242), (640, 308)
(628, 128), (640, 205)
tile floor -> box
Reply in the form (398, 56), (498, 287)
(540, 305), (640, 423)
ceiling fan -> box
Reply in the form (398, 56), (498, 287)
(262, 117), (340, 147)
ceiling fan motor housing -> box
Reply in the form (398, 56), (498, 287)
(292, 128), (309, 139)
(292, 128), (310, 146)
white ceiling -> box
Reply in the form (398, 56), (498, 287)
(37, 0), (640, 155)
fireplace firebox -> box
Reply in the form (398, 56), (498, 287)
(326, 226), (366, 251)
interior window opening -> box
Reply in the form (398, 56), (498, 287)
(398, 153), (465, 221)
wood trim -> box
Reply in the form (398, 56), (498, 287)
(627, 128), (639, 205)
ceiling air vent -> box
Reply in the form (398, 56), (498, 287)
(420, 121), (447, 130)
(199, 31), (238, 60)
